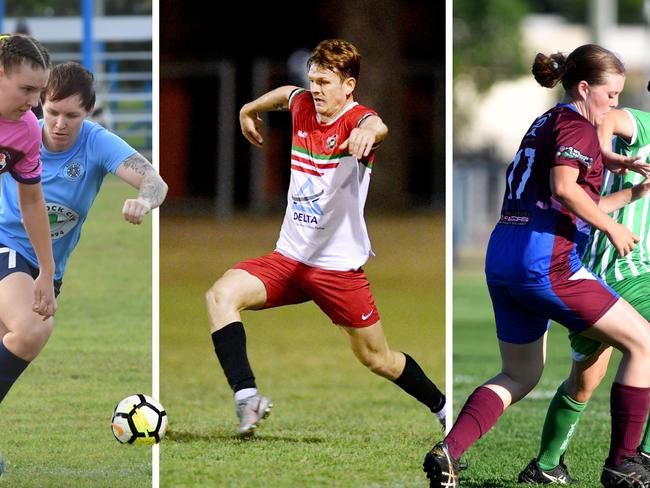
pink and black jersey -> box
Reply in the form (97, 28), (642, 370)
(0, 110), (42, 184)
(275, 89), (377, 271)
(485, 104), (603, 286)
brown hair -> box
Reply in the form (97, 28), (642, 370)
(532, 44), (624, 91)
(0, 34), (50, 74)
(307, 39), (361, 81)
(43, 62), (95, 112)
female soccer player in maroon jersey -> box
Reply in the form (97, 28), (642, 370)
(425, 44), (650, 488)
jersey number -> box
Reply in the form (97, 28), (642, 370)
(506, 147), (536, 199)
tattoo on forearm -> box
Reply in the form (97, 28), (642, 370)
(138, 175), (167, 208)
(122, 153), (154, 176)
(122, 153), (168, 208)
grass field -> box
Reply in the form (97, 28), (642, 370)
(0, 176), (152, 487)
(453, 258), (621, 487)
(160, 212), (445, 487)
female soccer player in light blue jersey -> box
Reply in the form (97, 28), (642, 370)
(0, 62), (167, 410)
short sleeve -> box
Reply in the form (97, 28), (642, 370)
(622, 108), (650, 162)
(288, 88), (308, 113)
(553, 117), (598, 171)
(88, 124), (137, 175)
(10, 112), (41, 184)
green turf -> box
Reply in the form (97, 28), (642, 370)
(160, 213), (445, 487)
(453, 260), (620, 487)
(0, 176), (152, 487)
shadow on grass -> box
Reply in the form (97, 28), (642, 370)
(167, 430), (325, 444)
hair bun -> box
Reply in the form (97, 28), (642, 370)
(532, 52), (567, 88)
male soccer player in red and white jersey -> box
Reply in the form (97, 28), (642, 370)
(205, 39), (445, 436)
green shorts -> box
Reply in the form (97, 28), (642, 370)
(570, 273), (650, 361)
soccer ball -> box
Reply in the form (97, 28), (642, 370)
(111, 394), (168, 445)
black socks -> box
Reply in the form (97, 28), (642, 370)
(393, 353), (445, 413)
(211, 322), (256, 392)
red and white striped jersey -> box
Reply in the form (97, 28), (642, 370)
(275, 89), (378, 270)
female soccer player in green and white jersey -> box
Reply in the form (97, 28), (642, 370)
(519, 106), (650, 484)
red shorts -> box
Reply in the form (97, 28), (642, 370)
(233, 251), (380, 328)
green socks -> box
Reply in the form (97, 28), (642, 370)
(536, 383), (587, 470)
(639, 412), (650, 454)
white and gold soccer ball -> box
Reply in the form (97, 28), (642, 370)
(111, 394), (168, 445)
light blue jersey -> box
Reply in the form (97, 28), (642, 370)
(0, 120), (136, 280)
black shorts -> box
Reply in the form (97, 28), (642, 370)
(0, 243), (62, 297)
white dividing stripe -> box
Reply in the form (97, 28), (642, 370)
(623, 109), (639, 146)
(290, 150), (340, 167)
(568, 267), (596, 281)
(0, 247), (16, 269)
(637, 178), (650, 274)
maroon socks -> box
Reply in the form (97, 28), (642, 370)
(446, 386), (505, 459)
(607, 382), (650, 467)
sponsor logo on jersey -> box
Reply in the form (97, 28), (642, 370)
(63, 160), (85, 181)
(46, 203), (79, 239)
(291, 178), (323, 225)
(499, 210), (531, 226)
(556, 145), (593, 168)
(297, 130), (308, 138)
(326, 134), (338, 150)
(0, 150), (9, 171)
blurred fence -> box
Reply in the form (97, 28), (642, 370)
(4, 16), (152, 154)
(453, 158), (505, 262)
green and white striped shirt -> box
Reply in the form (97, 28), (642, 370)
(583, 108), (650, 284)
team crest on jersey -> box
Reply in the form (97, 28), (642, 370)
(291, 178), (324, 225)
(556, 145), (593, 168)
(326, 134), (338, 150)
(46, 203), (79, 239)
(63, 160), (84, 181)
(0, 150), (10, 171)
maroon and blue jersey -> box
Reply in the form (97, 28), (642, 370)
(485, 104), (604, 287)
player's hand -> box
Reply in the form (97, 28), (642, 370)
(33, 272), (56, 320)
(240, 109), (264, 147)
(338, 127), (376, 159)
(604, 156), (650, 177)
(122, 198), (152, 225)
(631, 177), (650, 202)
(605, 222), (640, 257)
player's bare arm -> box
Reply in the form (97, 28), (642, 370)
(551, 165), (639, 257)
(115, 152), (168, 225)
(598, 109), (650, 176)
(599, 176), (650, 214)
(339, 115), (389, 159)
(17, 182), (57, 319)
(239, 85), (299, 147)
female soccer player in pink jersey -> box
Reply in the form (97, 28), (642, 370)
(0, 35), (56, 409)
(425, 45), (650, 488)
(206, 39), (446, 437)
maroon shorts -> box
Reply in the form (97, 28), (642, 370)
(233, 251), (380, 328)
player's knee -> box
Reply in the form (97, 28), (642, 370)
(508, 370), (542, 397)
(11, 318), (52, 355)
(636, 339), (650, 361)
(205, 281), (234, 312)
(624, 335), (650, 360)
